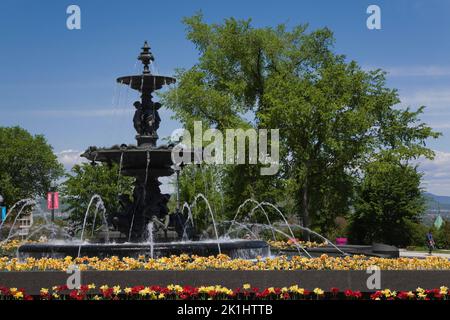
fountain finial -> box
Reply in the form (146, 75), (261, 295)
(138, 41), (154, 74)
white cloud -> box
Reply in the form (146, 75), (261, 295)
(2, 107), (175, 119)
(55, 149), (86, 171)
(32, 108), (134, 118)
(418, 150), (450, 195)
(428, 122), (450, 130)
(363, 65), (450, 77)
(400, 88), (450, 109)
(386, 66), (450, 77)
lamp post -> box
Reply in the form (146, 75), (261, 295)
(0, 195), (4, 222)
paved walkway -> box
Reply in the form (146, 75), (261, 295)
(399, 249), (450, 259)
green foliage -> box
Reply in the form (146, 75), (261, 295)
(0, 126), (63, 207)
(348, 160), (426, 246)
(405, 221), (450, 249)
(435, 221), (450, 249)
(404, 220), (429, 247)
(161, 13), (440, 238)
(172, 164), (225, 232)
(61, 163), (133, 234)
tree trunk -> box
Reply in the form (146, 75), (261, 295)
(302, 175), (311, 241)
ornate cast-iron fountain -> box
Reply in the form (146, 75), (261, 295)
(17, 42), (270, 259)
(82, 42), (185, 241)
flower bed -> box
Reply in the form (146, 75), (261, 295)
(268, 239), (327, 250)
(0, 284), (448, 300)
(1, 254), (450, 271)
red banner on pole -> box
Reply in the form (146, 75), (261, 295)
(47, 192), (59, 210)
(47, 193), (52, 209)
(53, 192), (59, 210)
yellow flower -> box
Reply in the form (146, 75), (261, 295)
(313, 288), (324, 296)
(93, 295), (101, 300)
(40, 288), (49, 295)
(417, 292), (427, 300)
(158, 293), (165, 299)
(381, 289), (393, 298)
(243, 283), (251, 290)
(124, 287), (132, 294)
(13, 292), (23, 299)
(139, 288), (149, 296)
(88, 284), (96, 290)
(100, 285), (109, 291)
(440, 286), (448, 295)
(52, 293), (60, 299)
(113, 286), (121, 295)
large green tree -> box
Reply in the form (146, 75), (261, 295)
(348, 159), (426, 246)
(0, 126), (63, 207)
(61, 163), (133, 234)
(162, 14), (439, 237)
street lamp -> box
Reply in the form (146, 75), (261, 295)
(0, 194), (5, 222)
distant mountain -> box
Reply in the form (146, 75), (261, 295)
(424, 193), (450, 211)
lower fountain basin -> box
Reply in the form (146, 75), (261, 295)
(17, 240), (270, 259)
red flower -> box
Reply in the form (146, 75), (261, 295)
(397, 291), (409, 300)
(331, 287), (339, 295)
(69, 290), (85, 300)
(58, 285), (68, 292)
(344, 289), (361, 299)
(370, 291), (382, 300)
(0, 287), (10, 295)
(179, 293), (188, 300)
(132, 286), (145, 295)
(101, 288), (114, 299)
(79, 285), (90, 293)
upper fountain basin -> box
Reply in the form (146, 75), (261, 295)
(116, 74), (176, 92)
(81, 145), (195, 177)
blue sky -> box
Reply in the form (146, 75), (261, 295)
(1, 0), (450, 194)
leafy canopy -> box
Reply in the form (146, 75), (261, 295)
(162, 14), (440, 239)
(0, 126), (63, 207)
(61, 163), (133, 234)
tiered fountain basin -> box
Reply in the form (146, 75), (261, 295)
(116, 74), (175, 91)
(81, 145), (195, 177)
(17, 240), (270, 259)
